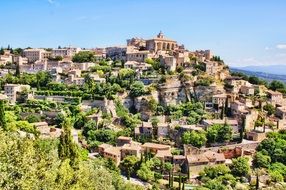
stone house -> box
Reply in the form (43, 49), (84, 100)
(116, 136), (132, 147)
(212, 94), (227, 109)
(141, 143), (171, 154)
(155, 149), (173, 163)
(240, 85), (255, 96)
(120, 143), (142, 160)
(201, 118), (239, 133)
(246, 130), (266, 142)
(102, 147), (121, 166)
(157, 123), (169, 139)
(276, 106), (286, 120)
(98, 143), (113, 155)
(267, 90), (283, 106)
(187, 151), (226, 177)
(134, 122), (153, 137)
(4, 84), (31, 104)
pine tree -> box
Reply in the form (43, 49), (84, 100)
(0, 100), (6, 127)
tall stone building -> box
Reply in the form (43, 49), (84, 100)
(146, 31), (177, 52)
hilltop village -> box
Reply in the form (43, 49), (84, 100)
(0, 32), (286, 190)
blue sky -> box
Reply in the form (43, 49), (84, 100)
(1, 0), (286, 67)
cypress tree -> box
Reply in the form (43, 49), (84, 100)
(15, 63), (20, 77)
(240, 117), (245, 143)
(0, 100), (6, 128)
(179, 174), (182, 190)
(0, 47), (4, 55)
(182, 176), (186, 190)
(255, 172), (259, 190)
(58, 118), (79, 166)
(220, 103), (225, 119)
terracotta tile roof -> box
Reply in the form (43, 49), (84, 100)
(142, 143), (171, 150)
(98, 143), (113, 149)
(155, 149), (172, 158)
(203, 151), (225, 162)
(104, 147), (121, 156)
(267, 90), (282, 95)
(122, 143), (141, 151)
(187, 154), (209, 164)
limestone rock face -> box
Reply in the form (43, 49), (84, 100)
(134, 96), (153, 121)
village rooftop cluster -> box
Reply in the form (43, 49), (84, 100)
(0, 32), (286, 189)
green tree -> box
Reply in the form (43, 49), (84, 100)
(253, 152), (271, 168)
(74, 113), (86, 129)
(72, 51), (96, 63)
(145, 58), (155, 65)
(151, 116), (159, 138)
(206, 124), (232, 143)
(36, 71), (52, 89)
(130, 81), (145, 97)
(120, 155), (139, 180)
(269, 80), (285, 91)
(200, 164), (231, 179)
(58, 118), (79, 165)
(0, 100), (6, 127)
(26, 114), (41, 123)
(15, 62), (20, 76)
(263, 104), (275, 116)
(118, 68), (135, 79)
(163, 162), (173, 187)
(230, 157), (250, 177)
(55, 113), (66, 128)
(0, 47), (4, 55)
(182, 130), (207, 148)
(269, 162), (286, 178)
(148, 98), (158, 113)
(269, 171), (284, 182)
(137, 161), (155, 182)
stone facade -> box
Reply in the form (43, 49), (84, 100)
(146, 32), (177, 52)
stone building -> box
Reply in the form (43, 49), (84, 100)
(126, 50), (152, 62)
(23, 49), (49, 63)
(52, 47), (80, 58)
(4, 84), (31, 104)
(276, 106), (286, 120)
(106, 46), (127, 61)
(267, 90), (284, 106)
(190, 50), (212, 61)
(127, 37), (146, 48)
(146, 31), (177, 52)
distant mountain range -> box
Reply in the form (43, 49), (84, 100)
(234, 65), (286, 75)
(230, 66), (286, 83)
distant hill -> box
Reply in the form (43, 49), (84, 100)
(235, 65), (286, 75)
(230, 67), (286, 83)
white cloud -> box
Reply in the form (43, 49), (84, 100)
(264, 46), (272, 51)
(47, 0), (55, 4)
(276, 44), (286, 49)
(47, 0), (60, 6)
